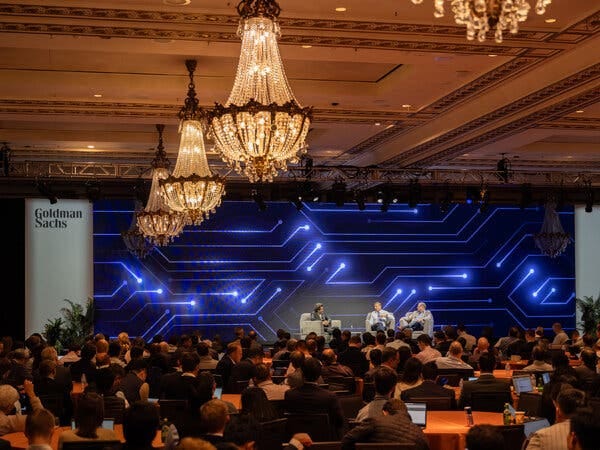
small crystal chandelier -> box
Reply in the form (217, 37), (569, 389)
(534, 201), (572, 258)
(160, 60), (226, 226)
(121, 201), (154, 259)
(410, 0), (553, 43)
(136, 124), (187, 246)
(208, 0), (312, 183)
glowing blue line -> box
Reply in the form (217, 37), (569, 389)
(258, 316), (277, 336)
(95, 262), (142, 283)
(326, 263), (346, 283)
(425, 299), (493, 304)
(393, 291), (416, 314)
(141, 310), (171, 340)
(307, 254), (325, 272)
(170, 224), (309, 247)
(533, 277), (574, 296)
(300, 243), (322, 269)
(542, 291), (575, 305)
(94, 280), (128, 298)
(540, 289), (554, 303)
(157, 320), (266, 341)
(183, 219), (283, 234)
(95, 289), (162, 312)
(241, 280), (265, 304)
(496, 234), (533, 267)
(255, 288), (283, 314)
(302, 204), (419, 214)
(432, 308), (527, 329)
(508, 268), (535, 298)
(383, 289), (402, 309)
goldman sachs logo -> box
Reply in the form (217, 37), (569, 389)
(34, 207), (84, 229)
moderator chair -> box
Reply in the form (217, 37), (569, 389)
(299, 313), (341, 339)
(397, 314), (434, 338)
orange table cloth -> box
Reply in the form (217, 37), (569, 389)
(424, 411), (503, 450)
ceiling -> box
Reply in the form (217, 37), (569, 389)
(0, 0), (599, 200)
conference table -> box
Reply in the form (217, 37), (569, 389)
(3, 425), (163, 450)
(423, 411), (503, 450)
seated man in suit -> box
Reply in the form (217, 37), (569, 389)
(458, 352), (512, 409)
(401, 361), (457, 409)
(398, 302), (432, 332)
(367, 302), (394, 332)
(310, 303), (332, 334)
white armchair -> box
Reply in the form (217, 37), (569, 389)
(398, 312), (434, 337)
(365, 313), (395, 332)
(299, 313), (341, 339)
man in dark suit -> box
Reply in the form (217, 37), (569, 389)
(458, 352), (512, 409)
(216, 343), (243, 394)
(159, 351), (207, 407)
(33, 360), (73, 425)
(311, 303), (331, 333)
(284, 357), (345, 439)
(401, 361), (457, 409)
(338, 335), (369, 378)
(228, 347), (263, 392)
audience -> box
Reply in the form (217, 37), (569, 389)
(122, 401), (160, 450)
(25, 408), (55, 450)
(458, 352), (512, 409)
(465, 424), (504, 450)
(0, 379), (43, 435)
(401, 361), (457, 409)
(567, 407), (600, 450)
(356, 367), (397, 421)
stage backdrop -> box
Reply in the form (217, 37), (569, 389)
(93, 201), (575, 341)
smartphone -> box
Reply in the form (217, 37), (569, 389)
(214, 387), (223, 399)
(102, 419), (115, 430)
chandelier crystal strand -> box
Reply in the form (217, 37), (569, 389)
(209, 0), (312, 183)
(412, 0), (551, 43)
(160, 60), (226, 225)
(122, 201), (154, 259)
(136, 125), (187, 246)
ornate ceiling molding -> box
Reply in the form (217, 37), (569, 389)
(536, 117), (600, 130)
(383, 63), (600, 167)
(441, 158), (600, 170)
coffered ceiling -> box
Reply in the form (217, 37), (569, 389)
(0, 0), (599, 197)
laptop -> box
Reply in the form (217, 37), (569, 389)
(541, 372), (551, 385)
(405, 402), (427, 428)
(512, 375), (534, 395)
(214, 387), (223, 399)
(523, 418), (550, 437)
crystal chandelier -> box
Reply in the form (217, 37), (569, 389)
(121, 201), (154, 259)
(160, 60), (226, 226)
(136, 124), (187, 246)
(410, 0), (553, 43)
(533, 201), (571, 258)
(208, 0), (312, 183)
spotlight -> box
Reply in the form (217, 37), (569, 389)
(292, 195), (303, 211)
(354, 190), (366, 211)
(408, 180), (421, 208)
(251, 189), (267, 211)
(331, 181), (347, 207)
(377, 188), (390, 212)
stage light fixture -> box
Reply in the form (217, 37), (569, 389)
(292, 195), (304, 211)
(331, 181), (347, 207)
(251, 189), (267, 211)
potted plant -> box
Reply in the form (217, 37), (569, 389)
(42, 298), (94, 351)
(575, 293), (600, 335)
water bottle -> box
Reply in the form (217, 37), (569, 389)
(505, 362), (511, 375)
(464, 406), (474, 427)
(81, 373), (87, 388)
(503, 403), (512, 425)
(161, 418), (170, 443)
(530, 374), (536, 391)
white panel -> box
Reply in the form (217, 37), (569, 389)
(25, 199), (93, 337)
(575, 206), (600, 330)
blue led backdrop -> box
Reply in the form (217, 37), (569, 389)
(94, 201), (575, 341)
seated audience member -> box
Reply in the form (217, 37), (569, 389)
(433, 331), (451, 356)
(356, 367), (397, 421)
(394, 357), (423, 399)
(458, 352), (512, 408)
(552, 323), (569, 346)
(575, 349), (599, 392)
(253, 363), (289, 401)
(435, 341), (472, 369)
(285, 351), (306, 389)
(337, 335), (369, 378)
(414, 334), (441, 364)
(123, 401), (160, 450)
(523, 346), (554, 372)
(0, 379), (42, 435)
(328, 329), (343, 353)
(5, 348), (32, 388)
(34, 359), (73, 425)
(25, 408), (55, 450)
(495, 327), (521, 358)
(120, 359), (149, 404)
(228, 347), (263, 391)
(69, 343), (97, 384)
(386, 331), (411, 350)
(367, 302), (394, 332)
(341, 399), (429, 450)
(469, 337), (494, 366)
(526, 387), (586, 450)
(567, 407), (600, 450)
(177, 437), (217, 450)
(465, 425), (504, 450)
(398, 302), (432, 332)
(520, 329), (538, 360)
(457, 324), (476, 351)
(363, 349), (382, 382)
(284, 357), (344, 438)
(321, 349), (354, 379)
(58, 392), (118, 450)
(215, 343), (242, 394)
(401, 362), (456, 409)
(197, 342), (218, 371)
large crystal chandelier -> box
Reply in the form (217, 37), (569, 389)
(208, 0), (312, 183)
(533, 201), (571, 258)
(136, 124), (187, 246)
(410, 0), (553, 43)
(160, 60), (226, 226)
(121, 201), (154, 259)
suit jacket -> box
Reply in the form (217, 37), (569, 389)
(337, 347), (369, 378)
(400, 380), (457, 409)
(458, 373), (512, 408)
(228, 358), (256, 391)
(526, 419), (570, 450)
(215, 355), (236, 393)
(284, 382), (344, 435)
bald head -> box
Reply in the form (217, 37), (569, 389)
(449, 341), (463, 357)
(477, 337), (489, 351)
(322, 349), (337, 365)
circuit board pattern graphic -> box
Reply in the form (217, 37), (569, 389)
(93, 201), (575, 341)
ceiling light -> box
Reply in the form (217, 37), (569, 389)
(209, 0), (312, 183)
(575, 110), (584, 114)
(301, 45), (313, 48)
(545, 18), (556, 23)
(136, 124), (186, 246)
(488, 54), (498, 57)
(335, 7), (347, 12)
(402, 104), (412, 108)
(93, 94), (102, 98)
(160, 60), (226, 226)
(163, 0), (191, 5)
(374, 122), (381, 126)
(411, 0), (554, 43)
(87, 145), (95, 149)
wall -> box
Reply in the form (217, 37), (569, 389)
(575, 206), (600, 328)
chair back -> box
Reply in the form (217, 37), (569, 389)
(257, 418), (287, 450)
(470, 391), (511, 412)
(356, 444), (417, 450)
(362, 382), (375, 402)
(233, 380), (250, 394)
(285, 413), (334, 441)
(409, 396), (452, 411)
(435, 374), (462, 387)
(495, 425), (525, 450)
(269, 399), (285, 418)
(158, 399), (188, 431)
(337, 395), (364, 421)
(325, 376), (356, 394)
(517, 392), (542, 417)
(271, 360), (290, 369)
(436, 368), (474, 383)
(61, 441), (122, 450)
(102, 396), (126, 424)
(37, 394), (64, 420)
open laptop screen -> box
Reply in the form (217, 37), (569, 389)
(524, 418), (550, 437)
(405, 402), (427, 427)
(542, 372), (551, 385)
(512, 375), (534, 395)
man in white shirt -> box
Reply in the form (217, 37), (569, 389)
(254, 363), (289, 400)
(552, 323), (569, 346)
(457, 324), (476, 351)
(526, 387), (586, 450)
(414, 334), (441, 364)
(435, 341), (472, 369)
(367, 302), (394, 332)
